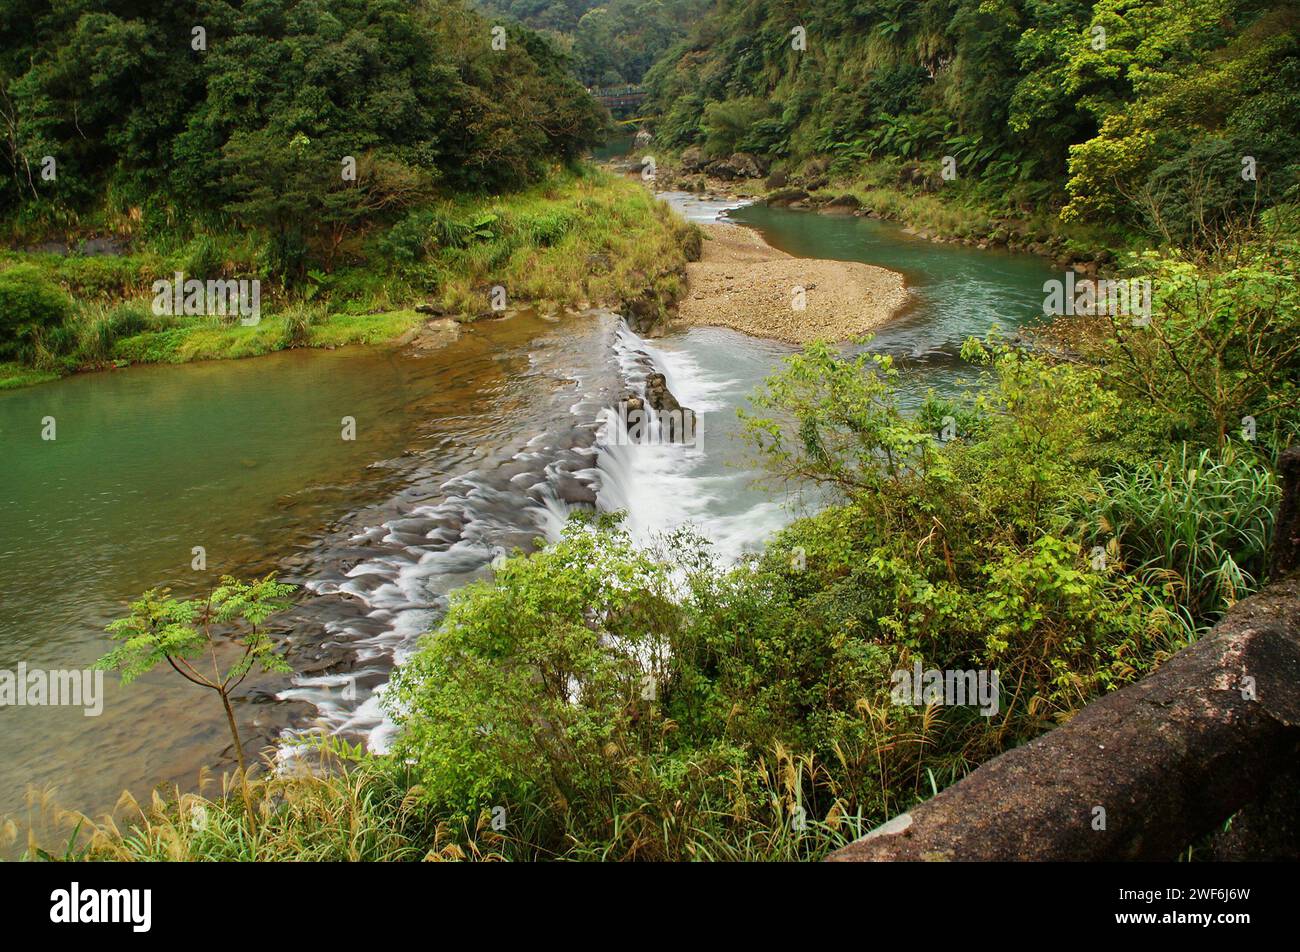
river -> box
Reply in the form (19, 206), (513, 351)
(0, 192), (1054, 836)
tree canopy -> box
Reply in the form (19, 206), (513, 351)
(646, 0), (1299, 228)
(1, 0), (606, 223)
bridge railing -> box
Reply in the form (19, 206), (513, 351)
(590, 85), (647, 110)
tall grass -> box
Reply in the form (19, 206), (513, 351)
(419, 167), (697, 316)
(1074, 446), (1278, 624)
(14, 743), (430, 862)
(15, 704), (957, 862)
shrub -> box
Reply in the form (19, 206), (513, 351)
(107, 299), (153, 338)
(1090, 241), (1300, 451)
(54, 255), (151, 298)
(378, 209), (440, 266)
(387, 519), (682, 825)
(0, 265), (71, 360)
(281, 303), (323, 349)
(183, 234), (225, 279)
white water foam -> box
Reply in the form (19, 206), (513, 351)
(596, 323), (788, 564)
(654, 190), (751, 224)
(277, 245), (790, 762)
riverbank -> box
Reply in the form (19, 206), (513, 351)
(0, 167), (699, 391)
(3, 194), (1051, 857)
(674, 222), (907, 343)
(656, 153), (1139, 274)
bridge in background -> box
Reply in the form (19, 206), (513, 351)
(590, 84), (647, 115)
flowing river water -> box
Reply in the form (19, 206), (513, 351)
(0, 192), (1055, 835)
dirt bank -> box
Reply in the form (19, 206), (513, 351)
(674, 223), (907, 344)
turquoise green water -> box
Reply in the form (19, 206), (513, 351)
(0, 315), (567, 833)
(2, 350), (416, 650)
(0, 348), (420, 829)
(729, 203), (1055, 396)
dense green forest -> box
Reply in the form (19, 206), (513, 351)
(1, 0), (603, 229)
(649, 0), (1299, 238)
(471, 0), (710, 85)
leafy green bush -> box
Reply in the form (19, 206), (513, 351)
(388, 520), (685, 824)
(281, 303), (324, 349)
(54, 255), (153, 298)
(1092, 239), (1300, 451)
(0, 265), (71, 360)
(383, 514), (919, 860)
(107, 299), (153, 338)
(379, 209), (440, 266)
(738, 339), (938, 499)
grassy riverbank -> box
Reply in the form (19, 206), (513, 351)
(661, 154), (1136, 268)
(0, 167), (697, 390)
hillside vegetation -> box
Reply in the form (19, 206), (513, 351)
(1, 1), (708, 387)
(11, 0), (1300, 863)
(2, 0), (604, 227)
(648, 0), (1299, 241)
(471, 0), (711, 85)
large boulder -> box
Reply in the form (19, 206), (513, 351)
(642, 372), (697, 444)
(819, 194), (862, 215)
(802, 157), (831, 178)
(708, 152), (766, 180)
(644, 372), (683, 414)
(898, 162), (942, 192)
(679, 146), (708, 173)
(828, 573), (1300, 861)
(733, 152), (769, 177)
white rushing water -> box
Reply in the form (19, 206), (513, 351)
(597, 322), (789, 562)
(654, 190), (751, 224)
(277, 293), (794, 756)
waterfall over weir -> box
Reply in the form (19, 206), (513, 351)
(276, 312), (791, 755)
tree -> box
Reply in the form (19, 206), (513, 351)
(96, 575), (295, 831)
(738, 339), (937, 500)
